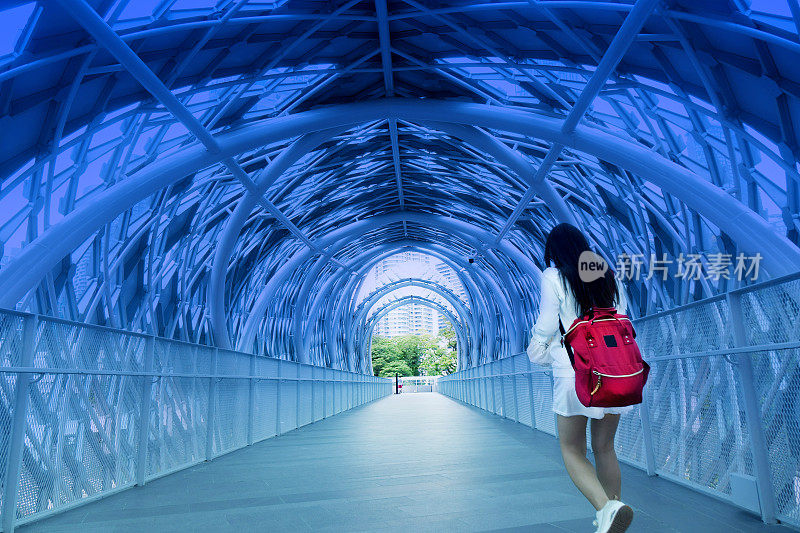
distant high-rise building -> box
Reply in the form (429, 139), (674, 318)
(363, 252), (465, 337)
(374, 301), (438, 337)
(434, 262), (465, 298)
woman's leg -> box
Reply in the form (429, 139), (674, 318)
(557, 414), (609, 510)
(590, 414), (622, 500)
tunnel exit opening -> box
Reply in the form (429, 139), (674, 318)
(354, 251), (466, 378)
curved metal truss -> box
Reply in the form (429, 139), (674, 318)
(361, 294), (469, 369)
(1, 0), (800, 371)
(354, 275), (474, 367)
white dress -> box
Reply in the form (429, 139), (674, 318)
(527, 267), (634, 419)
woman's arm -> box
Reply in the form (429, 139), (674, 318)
(526, 272), (561, 364)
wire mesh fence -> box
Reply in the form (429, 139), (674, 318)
(2, 273), (799, 529)
(439, 272), (800, 528)
(0, 310), (391, 531)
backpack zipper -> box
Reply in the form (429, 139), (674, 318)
(563, 317), (632, 338)
(590, 368), (644, 396)
(592, 368), (644, 378)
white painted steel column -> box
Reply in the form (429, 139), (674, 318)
(135, 335), (155, 486)
(727, 292), (777, 523)
(1, 315), (37, 533)
(205, 348), (218, 459)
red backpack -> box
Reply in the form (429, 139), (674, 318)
(560, 307), (649, 407)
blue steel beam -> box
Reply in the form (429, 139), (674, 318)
(2, 98), (799, 309)
(307, 264), (365, 370)
(356, 286), (472, 359)
(269, 236), (502, 369)
(54, 0), (338, 261)
(208, 129), (349, 349)
(375, 0), (395, 96)
(299, 244), (484, 368)
(333, 241), (497, 367)
(356, 279), (471, 326)
(291, 252), (336, 363)
(4, 3), (796, 90)
(360, 295), (469, 368)
(210, 122), (565, 350)
(354, 279), (475, 354)
(493, 0), (660, 245)
(356, 280), (476, 368)
(245, 223), (526, 366)
(401, 0), (570, 110)
(235, 212), (539, 352)
(375, 1), (407, 234)
(482, 248), (527, 353)
(429, 122), (576, 225)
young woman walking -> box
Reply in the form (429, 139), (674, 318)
(527, 223), (634, 533)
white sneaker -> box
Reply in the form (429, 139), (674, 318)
(593, 500), (633, 533)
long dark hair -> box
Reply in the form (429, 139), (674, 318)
(543, 223), (618, 317)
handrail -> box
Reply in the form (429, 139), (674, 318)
(634, 269), (800, 323)
(0, 306), (379, 375)
(0, 310), (391, 532)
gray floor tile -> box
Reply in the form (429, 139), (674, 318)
(17, 394), (792, 533)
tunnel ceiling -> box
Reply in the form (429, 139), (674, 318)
(1, 0), (800, 371)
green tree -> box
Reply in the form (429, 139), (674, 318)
(392, 334), (432, 375)
(420, 345), (456, 376)
(371, 336), (402, 377)
(371, 334), (433, 377)
(440, 325), (457, 351)
(420, 325), (458, 376)
(372, 329), (458, 377)
(380, 360), (413, 377)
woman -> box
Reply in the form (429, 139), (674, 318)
(527, 223), (634, 533)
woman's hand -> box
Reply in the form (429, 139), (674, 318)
(527, 327), (556, 366)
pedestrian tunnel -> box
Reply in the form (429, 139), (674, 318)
(0, 0), (800, 530)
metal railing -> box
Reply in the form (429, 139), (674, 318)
(399, 376), (438, 393)
(0, 310), (392, 532)
(439, 272), (800, 528)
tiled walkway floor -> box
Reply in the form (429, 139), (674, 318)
(20, 394), (791, 532)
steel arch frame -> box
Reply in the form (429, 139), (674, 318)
(299, 242), (490, 369)
(332, 241), (503, 369)
(244, 239), (494, 370)
(360, 295), (469, 370)
(234, 212), (540, 355)
(353, 278), (476, 366)
(207, 120), (561, 351)
(2, 98), (798, 313)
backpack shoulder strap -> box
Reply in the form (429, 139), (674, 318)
(559, 317), (575, 368)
